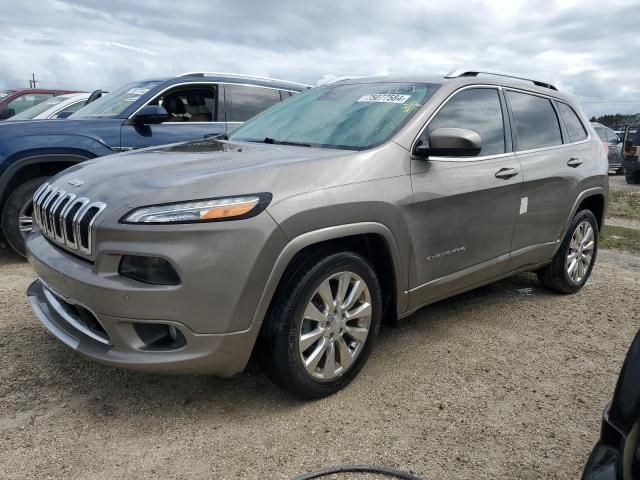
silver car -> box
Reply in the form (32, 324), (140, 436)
(25, 69), (608, 398)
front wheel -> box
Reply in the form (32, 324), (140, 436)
(538, 210), (598, 294)
(1, 176), (49, 257)
(258, 251), (382, 399)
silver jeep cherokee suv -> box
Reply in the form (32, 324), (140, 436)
(26, 69), (608, 398)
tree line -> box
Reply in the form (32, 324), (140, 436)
(589, 113), (640, 130)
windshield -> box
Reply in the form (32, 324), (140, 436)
(71, 80), (161, 119)
(11, 96), (68, 120)
(227, 82), (440, 150)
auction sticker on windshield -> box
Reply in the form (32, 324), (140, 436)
(357, 94), (411, 103)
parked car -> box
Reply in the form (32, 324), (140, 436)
(582, 329), (640, 479)
(0, 88), (81, 120)
(8, 93), (91, 121)
(622, 126), (640, 184)
(25, 69), (608, 398)
(0, 73), (309, 256)
(592, 122), (624, 174)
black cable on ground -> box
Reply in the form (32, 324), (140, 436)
(292, 464), (422, 480)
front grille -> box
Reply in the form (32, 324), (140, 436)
(33, 183), (106, 256)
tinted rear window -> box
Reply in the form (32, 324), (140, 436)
(557, 102), (587, 143)
(507, 91), (562, 150)
(226, 85), (282, 122)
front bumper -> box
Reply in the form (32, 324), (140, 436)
(27, 279), (260, 376)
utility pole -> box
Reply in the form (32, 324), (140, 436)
(29, 73), (37, 88)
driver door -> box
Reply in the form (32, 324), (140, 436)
(120, 84), (226, 150)
(408, 87), (523, 308)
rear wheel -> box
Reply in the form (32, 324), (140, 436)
(1, 176), (49, 257)
(259, 251), (382, 399)
(626, 170), (640, 184)
(538, 210), (598, 294)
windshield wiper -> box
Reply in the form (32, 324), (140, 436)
(263, 137), (311, 147)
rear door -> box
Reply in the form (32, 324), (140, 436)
(409, 86), (523, 307)
(120, 83), (225, 150)
(507, 90), (590, 268)
(224, 84), (286, 131)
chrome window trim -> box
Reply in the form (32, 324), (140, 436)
(410, 85), (507, 163)
(411, 84), (592, 162)
(128, 81), (301, 121)
(503, 86), (592, 151)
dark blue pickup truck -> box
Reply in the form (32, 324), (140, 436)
(0, 72), (309, 255)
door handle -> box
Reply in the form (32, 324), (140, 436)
(567, 157), (583, 167)
(495, 167), (519, 179)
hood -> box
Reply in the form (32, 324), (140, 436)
(0, 117), (121, 140)
(48, 139), (356, 210)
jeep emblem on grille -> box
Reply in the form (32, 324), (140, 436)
(68, 178), (84, 187)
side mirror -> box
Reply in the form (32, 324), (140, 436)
(132, 105), (170, 125)
(0, 108), (15, 120)
(55, 111), (74, 119)
(413, 128), (482, 158)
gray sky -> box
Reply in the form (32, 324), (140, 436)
(1, 0), (638, 117)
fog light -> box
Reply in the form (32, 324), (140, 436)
(119, 255), (180, 285)
(133, 323), (186, 349)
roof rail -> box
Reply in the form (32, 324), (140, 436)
(177, 72), (311, 88)
(444, 68), (558, 91)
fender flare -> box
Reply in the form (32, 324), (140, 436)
(0, 152), (93, 203)
(556, 186), (607, 252)
(250, 222), (407, 325)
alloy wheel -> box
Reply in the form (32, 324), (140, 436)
(298, 271), (372, 380)
(566, 220), (595, 284)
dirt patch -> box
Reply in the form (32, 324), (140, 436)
(0, 248), (639, 479)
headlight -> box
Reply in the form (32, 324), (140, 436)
(120, 193), (271, 224)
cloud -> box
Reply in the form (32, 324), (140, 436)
(0, 0), (638, 116)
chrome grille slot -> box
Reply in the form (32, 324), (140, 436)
(33, 182), (106, 256)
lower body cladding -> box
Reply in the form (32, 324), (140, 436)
(27, 279), (261, 376)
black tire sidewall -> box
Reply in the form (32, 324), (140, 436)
(266, 251), (382, 399)
(555, 210), (599, 292)
(1, 176), (49, 257)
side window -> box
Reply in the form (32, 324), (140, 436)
(557, 102), (587, 143)
(8, 93), (54, 113)
(420, 88), (505, 156)
(605, 129), (618, 143)
(155, 86), (218, 122)
(507, 91), (562, 150)
(279, 90), (294, 100)
(55, 100), (87, 118)
(226, 85), (282, 122)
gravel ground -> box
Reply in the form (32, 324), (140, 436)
(1, 246), (639, 480)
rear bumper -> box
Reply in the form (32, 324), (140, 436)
(27, 279), (260, 376)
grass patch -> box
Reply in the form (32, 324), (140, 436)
(601, 225), (640, 254)
(608, 190), (640, 220)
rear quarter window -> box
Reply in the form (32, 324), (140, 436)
(507, 91), (562, 151)
(557, 102), (587, 143)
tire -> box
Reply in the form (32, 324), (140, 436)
(626, 170), (640, 184)
(537, 210), (599, 294)
(1, 176), (49, 257)
(258, 251), (382, 399)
